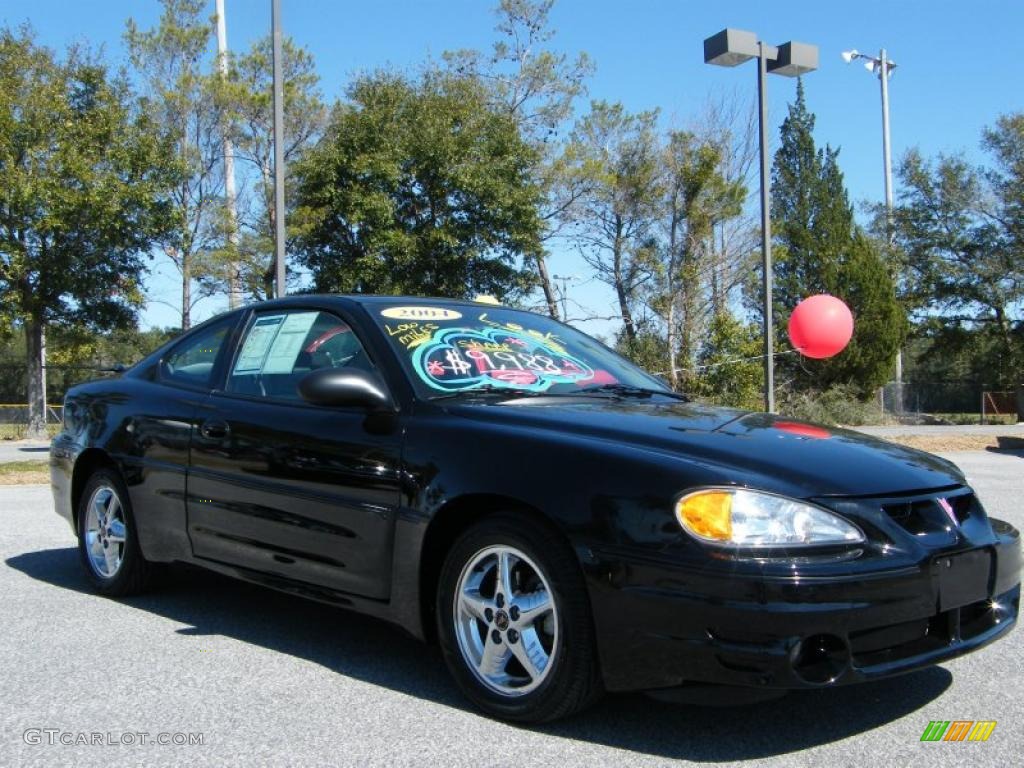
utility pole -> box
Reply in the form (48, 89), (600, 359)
(878, 48), (902, 414)
(842, 47), (901, 413)
(271, 0), (287, 297)
(553, 275), (576, 320)
(216, 0), (243, 309)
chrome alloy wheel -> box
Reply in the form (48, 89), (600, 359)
(453, 545), (559, 697)
(83, 484), (128, 579)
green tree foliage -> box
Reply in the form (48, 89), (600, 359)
(0, 27), (173, 435)
(766, 79), (904, 397)
(126, 0), (226, 329)
(891, 115), (1024, 389)
(292, 71), (542, 300)
(770, 81), (852, 300)
(819, 233), (907, 395)
(444, 0), (594, 318)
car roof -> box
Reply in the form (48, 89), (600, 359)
(344, 294), (505, 308)
(243, 294), (526, 312)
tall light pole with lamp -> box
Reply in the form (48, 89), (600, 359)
(271, 0), (287, 297)
(704, 29), (819, 413)
(841, 48), (901, 411)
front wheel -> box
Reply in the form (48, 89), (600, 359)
(436, 512), (601, 722)
(77, 468), (153, 596)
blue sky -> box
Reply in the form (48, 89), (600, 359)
(4, 0), (1023, 336)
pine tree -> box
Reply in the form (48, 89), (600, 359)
(765, 79), (905, 397)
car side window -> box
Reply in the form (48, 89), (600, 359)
(161, 318), (234, 390)
(226, 310), (374, 402)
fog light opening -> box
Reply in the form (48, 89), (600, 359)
(792, 634), (850, 685)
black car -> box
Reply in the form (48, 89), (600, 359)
(50, 295), (1020, 722)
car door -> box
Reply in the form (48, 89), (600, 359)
(107, 314), (240, 562)
(186, 306), (403, 600)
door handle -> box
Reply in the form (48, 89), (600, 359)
(200, 420), (230, 439)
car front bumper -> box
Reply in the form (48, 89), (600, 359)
(583, 519), (1020, 694)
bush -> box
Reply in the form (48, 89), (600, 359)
(690, 313), (764, 410)
(777, 384), (886, 427)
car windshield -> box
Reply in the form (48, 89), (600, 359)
(368, 302), (670, 399)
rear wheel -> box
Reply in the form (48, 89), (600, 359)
(436, 512), (601, 722)
(77, 469), (153, 596)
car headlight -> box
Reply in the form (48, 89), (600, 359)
(675, 488), (864, 548)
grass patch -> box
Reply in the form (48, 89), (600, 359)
(0, 424), (60, 441)
(887, 435), (1024, 453)
(0, 460), (50, 485)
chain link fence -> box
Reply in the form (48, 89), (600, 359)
(0, 363), (114, 438)
(879, 381), (1024, 424)
(0, 363), (114, 406)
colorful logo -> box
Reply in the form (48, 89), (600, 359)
(410, 326), (594, 392)
(920, 720), (996, 742)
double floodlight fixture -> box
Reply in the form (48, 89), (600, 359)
(704, 28), (819, 76)
(842, 48), (897, 78)
(701, 28), (819, 413)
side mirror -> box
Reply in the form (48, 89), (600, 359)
(298, 368), (395, 411)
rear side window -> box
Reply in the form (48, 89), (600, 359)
(226, 310), (373, 401)
(161, 318), (234, 390)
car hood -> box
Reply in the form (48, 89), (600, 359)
(445, 398), (964, 498)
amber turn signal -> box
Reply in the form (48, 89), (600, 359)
(676, 491), (733, 541)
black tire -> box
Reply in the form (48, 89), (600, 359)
(76, 468), (153, 596)
(436, 511), (602, 722)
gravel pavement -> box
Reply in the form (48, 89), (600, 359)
(1, 451), (1021, 767)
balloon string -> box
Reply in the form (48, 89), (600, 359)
(652, 348), (802, 376)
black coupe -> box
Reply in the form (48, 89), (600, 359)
(50, 295), (1020, 722)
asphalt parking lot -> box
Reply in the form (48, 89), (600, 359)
(2, 450), (1022, 767)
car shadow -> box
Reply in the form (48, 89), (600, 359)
(6, 547), (953, 761)
(986, 437), (1024, 456)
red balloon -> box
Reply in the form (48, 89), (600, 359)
(787, 295), (854, 359)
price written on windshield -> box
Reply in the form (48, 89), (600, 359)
(411, 327), (595, 392)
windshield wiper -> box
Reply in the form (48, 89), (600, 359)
(428, 383), (690, 402)
(427, 385), (547, 402)
(573, 383), (690, 401)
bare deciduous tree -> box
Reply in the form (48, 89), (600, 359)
(126, 0), (226, 330)
(563, 102), (663, 344)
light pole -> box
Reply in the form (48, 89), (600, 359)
(216, 0), (242, 310)
(271, 0), (287, 298)
(704, 29), (818, 413)
(842, 48), (900, 412)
